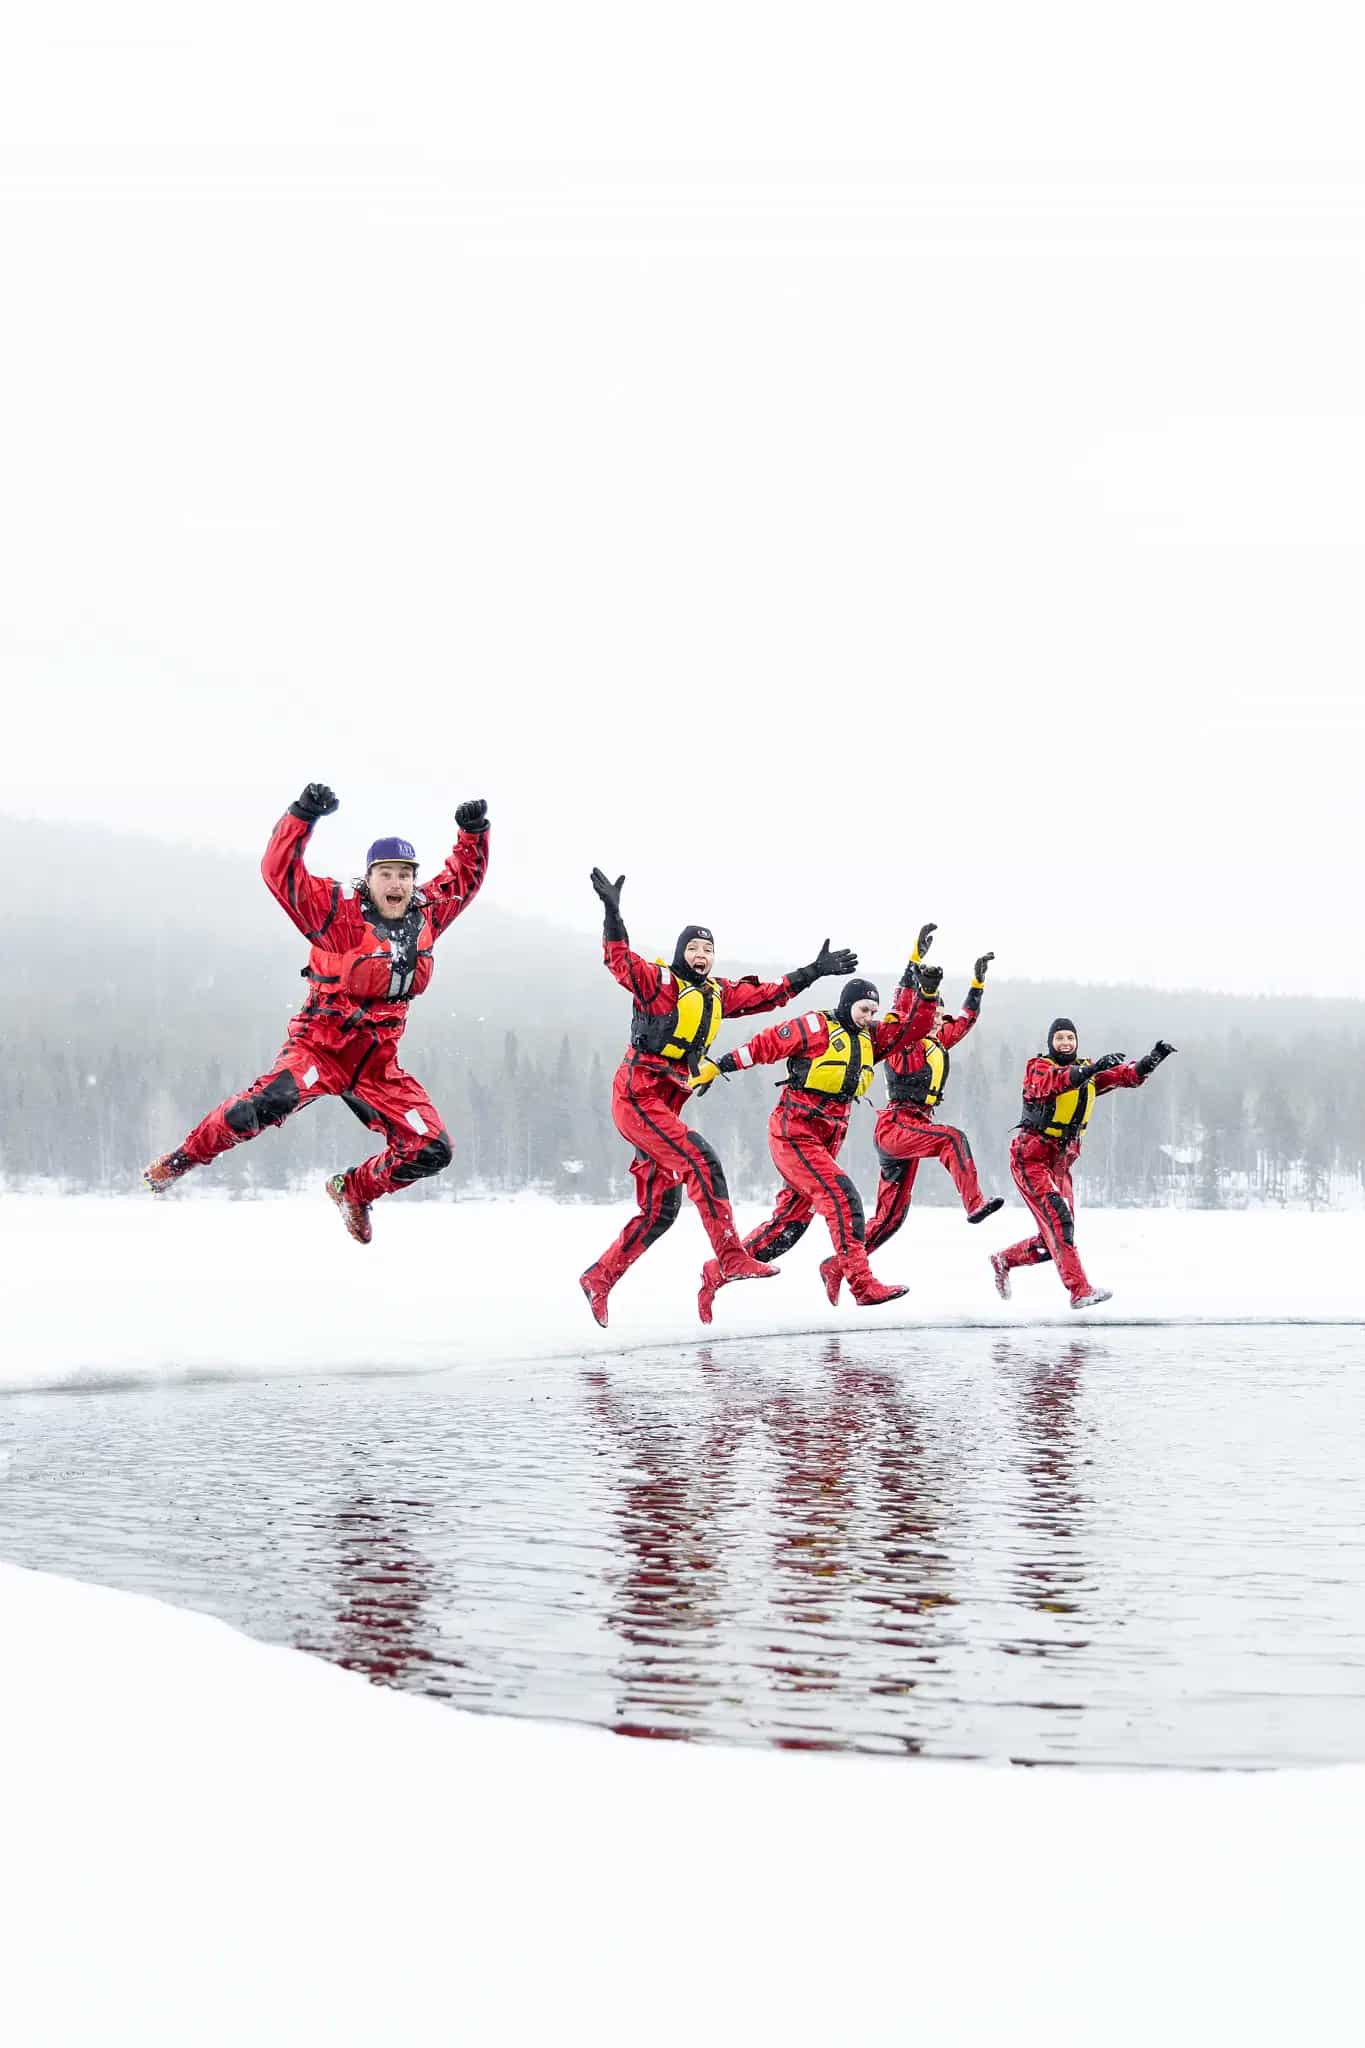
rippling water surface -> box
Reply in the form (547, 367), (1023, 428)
(3, 1327), (1362, 1767)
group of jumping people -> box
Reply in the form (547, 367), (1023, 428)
(142, 790), (1177, 1320)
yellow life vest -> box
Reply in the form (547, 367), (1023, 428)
(792, 1019), (876, 1102)
(630, 964), (723, 1070)
(886, 1034), (948, 1109)
(1043, 1075), (1095, 1143)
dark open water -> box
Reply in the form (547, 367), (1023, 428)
(2, 1326), (1362, 1767)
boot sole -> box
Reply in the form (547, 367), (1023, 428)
(967, 1199), (1004, 1224)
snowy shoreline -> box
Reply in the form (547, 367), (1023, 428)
(2, 1559), (1360, 2048)
(5, 1193), (1362, 2043)
(3, 1190), (1360, 1393)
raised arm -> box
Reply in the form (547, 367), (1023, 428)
(424, 799), (492, 937)
(873, 990), (939, 1062)
(938, 951), (993, 1049)
(718, 937), (858, 1020)
(262, 785), (345, 941)
(590, 868), (671, 1009)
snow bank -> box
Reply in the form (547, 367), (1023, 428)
(1, 1560), (1357, 2048)
(1, 1190), (1359, 1392)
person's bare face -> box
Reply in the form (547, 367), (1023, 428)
(369, 862), (416, 918)
(1051, 1028), (1078, 1060)
(683, 936), (715, 976)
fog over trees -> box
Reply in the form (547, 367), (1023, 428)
(3, 818), (1361, 1211)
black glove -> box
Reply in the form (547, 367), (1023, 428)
(290, 782), (339, 822)
(1073, 1051), (1125, 1086)
(1093, 1051), (1126, 1072)
(715, 1052), (739, 1076)
(1135, 1039), (1176, 1078)
(915, 922), (937, 961)
(787, 938), (857, 994)
(590, 867), (627, 942)
(917, 962), (944, 996)
(973, 952), (995, 982)
(454, 798), (489, 834)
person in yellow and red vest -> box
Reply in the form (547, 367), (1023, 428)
(992, 1018), (1176, 1310)
(692, 971), (939, 1323)
(841, 922), (1005, 1305)
(142, 783), (489, 1243)
(579, 868), (858, 1329)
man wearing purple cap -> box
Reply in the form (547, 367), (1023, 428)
(143, 782), (490, 1242)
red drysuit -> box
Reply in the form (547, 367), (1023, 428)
(178, 808), (488, 1201)
(589, 940), (814, 1285)
(999, 1055), (1146, 1299)
(867, 989), (986, 1251)
(717, 985), (937, 1294)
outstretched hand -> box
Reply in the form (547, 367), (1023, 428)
(590, 867), (625, 912)
(915, 921), (937, 960)
(293, 782), (339, 821)
(810, 938), (858, 978)
(1092, 1051), (1126, 1073)
(973, 951), (995, 982)
(1136, 1039), (1177, 1077)
(455, 798), (489, 834)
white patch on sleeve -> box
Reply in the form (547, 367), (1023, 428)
(301, 1066), (319, 1090)
(736, 1046), (755, 1068)
(804, 1012), (823, 1031)
(405, 1107), (429, 1136)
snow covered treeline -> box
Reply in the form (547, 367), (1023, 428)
(4, 819), (1363, 1209)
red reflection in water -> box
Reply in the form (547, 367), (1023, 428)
(1004, 1339), (1093, 1652)
(300, 1493), (445, 1689)
(584, 1338), (955, 1751)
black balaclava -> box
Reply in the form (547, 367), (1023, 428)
(836, 977), (880, 1032)
(671, 924), (716, 983)
(1047, 1016), (1078, 1064)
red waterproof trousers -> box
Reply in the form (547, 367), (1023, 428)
(181, 1020), (451, 1205)
(866, 1102), (986, 1252)
(744, 1091), (881, 1290)
(591, 1054), (750, 1283)
(999, 1132), (1091, 1298)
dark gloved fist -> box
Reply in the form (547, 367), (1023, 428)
(1092, 1051), (1126, 1074)
(292, 782), (339, 821)
(1136, 1039), (1177, 1078)
(810, 939), (858, 979)
(716, 1052), (739, 1076)
(973, 952), (995, 982)
(915, 921), (937, 960)
(454, 798), (489, 834)
(917, 962), (944, 996)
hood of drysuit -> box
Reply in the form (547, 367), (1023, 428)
(835, 977), (880, 1034)
(1047, 1016), (1079, 1063)
(670, 923), (716, 983)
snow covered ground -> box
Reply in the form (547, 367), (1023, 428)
(2, 1559), (1360, 2048)
(2, 1188), (1361, 1392)
(4, 1192), (1362, 2043)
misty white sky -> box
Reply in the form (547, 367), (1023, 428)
(4, 5), (1364, 996)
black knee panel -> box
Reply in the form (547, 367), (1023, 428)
(224, 1095), (260, 1138)
(685, 1130), (730, 1202)
(392, 1131), (453, 1184)
(642, 1184), (683, 1249)
(876, 1150), (909, 1185)
(254, 1070), (301, 1129)
(835, 1172), (867, 1241)
(1046, 1192), (1074, 1246)
(764, 1218), (811, 1260)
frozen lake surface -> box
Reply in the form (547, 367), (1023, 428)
(3, 1324), (1362, 1768)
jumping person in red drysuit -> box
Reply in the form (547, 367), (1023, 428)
(991, 1019), (1176, 1310)
(142, 783), (490, 1243)
(693, 971), (939, 1323)
(577, 868), (857, 1328)
(842, 921), (1005, 1305)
